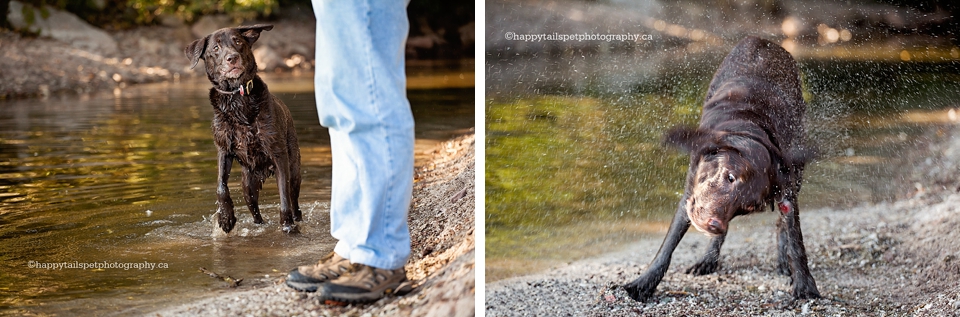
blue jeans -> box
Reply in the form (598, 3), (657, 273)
(312, 0), (414, 270)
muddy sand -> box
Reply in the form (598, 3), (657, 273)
(151, 133), (476, 316)
(487, 126), (960, 316)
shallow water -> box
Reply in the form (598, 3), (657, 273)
(485, 52), (960, 281)
(0, 68), (474, 314)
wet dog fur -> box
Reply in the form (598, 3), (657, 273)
(624, 36), (820, 301)
(184, 24), (302, 234)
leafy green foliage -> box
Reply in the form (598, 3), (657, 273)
(128, 0), (278, 25)
(9, 0), (279, 30)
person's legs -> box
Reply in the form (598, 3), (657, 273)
(313, 0), (413, 272)
(288, 0), (412, 297)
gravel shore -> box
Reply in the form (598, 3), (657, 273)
(152, 134), (476, 317)
(486, 126), (960, 316)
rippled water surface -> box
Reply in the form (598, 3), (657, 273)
(0, 68), (474, 315)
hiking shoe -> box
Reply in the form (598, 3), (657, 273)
(319, 263), (407, 305)
(285, 252), (351, 292)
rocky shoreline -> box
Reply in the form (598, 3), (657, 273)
(0, 12), (313, 99)
(151, 133), (476, 316)
(486, 125), (960, 316)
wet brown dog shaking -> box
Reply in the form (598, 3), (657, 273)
(624, 36), (820, 301)
(185, 24), (302, 234)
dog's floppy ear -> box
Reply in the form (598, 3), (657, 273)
(237, 24), (274, 44)
(185, 35), (209, 70)
(662, 126), (711, 153)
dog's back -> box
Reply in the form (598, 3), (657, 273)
(701, 36), (806, 152)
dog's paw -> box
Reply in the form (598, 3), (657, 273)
(793, 283), (821, 299)
(217, 211), (237, 233)
(281, 223), (299, 234)
(684, 260), (720, 275)
(623, 277), (656, 302)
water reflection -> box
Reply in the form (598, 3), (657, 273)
(0, 68), (474, 314)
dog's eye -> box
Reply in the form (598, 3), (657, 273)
(235, 39), (242, 46)
(727, 173), (736, 183)
(213, 44), (220, 52)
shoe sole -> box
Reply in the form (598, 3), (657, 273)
(285, 279), (322, 292)
(319, 285), (401, 304)
(319, 292), (384, 304)
(320, 280), (412, 306)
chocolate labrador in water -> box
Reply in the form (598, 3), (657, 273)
(185, 24), (302, 234)
(624, 37), (820, 301)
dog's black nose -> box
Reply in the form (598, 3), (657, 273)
(226, 53), (239, 64)
(707, 218), (726, 234)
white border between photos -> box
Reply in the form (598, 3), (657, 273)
(474, 0), (486, 315)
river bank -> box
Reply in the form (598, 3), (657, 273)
(1, 4), (473, 99)
(0, 11), (310, 99)
(486, 124), (960, 316)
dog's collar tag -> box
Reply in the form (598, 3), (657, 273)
(239, 80), (253, 96)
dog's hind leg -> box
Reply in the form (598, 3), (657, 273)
(289, 141), (302, 222)
(273, 151), (298, 234)
(241, 167), (265, 225)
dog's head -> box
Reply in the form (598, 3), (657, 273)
(184, 24), (273, 92)
(664, 126), (778, 236)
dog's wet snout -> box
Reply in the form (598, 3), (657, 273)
(707, 218), (726, 234)
(226, 53), (239, 64)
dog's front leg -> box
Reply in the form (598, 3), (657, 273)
(216, 150), (237, 233)
(777, 198), (821, 299)
(624, 195), (691, 301)
(685, 233), (726, 275)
